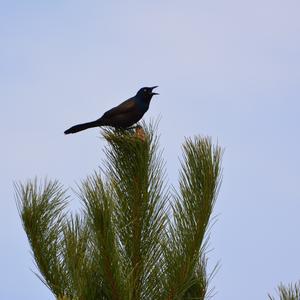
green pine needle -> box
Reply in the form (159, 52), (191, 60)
(16, 122), (223, 300)
(269, 282), (300, 300)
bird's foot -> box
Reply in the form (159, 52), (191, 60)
(126, 125), (142, 130)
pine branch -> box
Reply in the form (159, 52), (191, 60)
(15, 179), (70, 298)
(62, 214), (108, 300)
(163, 137), (222, 300)
(103, 123), (167, 299)
(269, 282), (300, 300)
(81, 174), (123, 300)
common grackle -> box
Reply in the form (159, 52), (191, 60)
(64, 86), (158, 134)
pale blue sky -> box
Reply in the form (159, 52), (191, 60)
(1, 1), (300, 299)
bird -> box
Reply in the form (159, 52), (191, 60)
(64, 86), (158, 134)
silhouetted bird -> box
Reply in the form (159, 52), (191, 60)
(64, 86), (158, 134)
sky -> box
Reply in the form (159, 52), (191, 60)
(1, 0), (300, 299)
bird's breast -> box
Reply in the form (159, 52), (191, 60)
(135, 99), (149, 112)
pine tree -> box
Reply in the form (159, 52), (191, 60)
(269, 282), (300, 300)
(16, 123), (223, 300)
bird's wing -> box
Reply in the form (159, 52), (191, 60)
(101, 98), (136, 119)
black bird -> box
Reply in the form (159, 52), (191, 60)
(64, 86), (158, 134)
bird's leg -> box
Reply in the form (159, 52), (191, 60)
(126, 124), (142, 131)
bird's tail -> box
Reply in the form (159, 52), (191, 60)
(64, 121), (99, 134)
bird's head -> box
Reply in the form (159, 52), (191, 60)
(136, 86), (159, 103)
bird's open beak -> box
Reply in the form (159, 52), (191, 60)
(151, 86), (159, 95)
